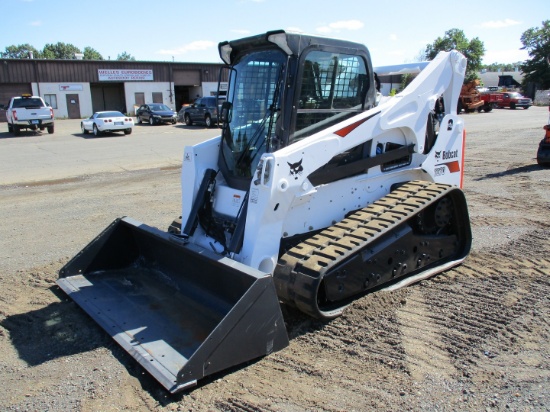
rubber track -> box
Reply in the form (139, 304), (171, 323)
(274, 180), (459, 318)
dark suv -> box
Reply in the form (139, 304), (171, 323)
(180, 96), (225, 128)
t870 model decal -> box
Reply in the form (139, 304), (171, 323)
(435, 160), (461, 174)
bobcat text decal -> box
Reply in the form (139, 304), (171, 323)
(434, 150), (461, 173)
(435, 149), (459, 160)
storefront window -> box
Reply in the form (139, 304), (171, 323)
(44, 94), (58, 109)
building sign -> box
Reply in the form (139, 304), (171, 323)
(59, 84), (83, 91)
(98, 69), (153, 81)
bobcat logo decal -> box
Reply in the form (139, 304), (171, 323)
(435, 151), (441, 159)
(288, 159), (304, 180)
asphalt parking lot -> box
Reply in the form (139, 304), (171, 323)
(0, 107), (548, 185)
(1, 106), (548, 187)
(0, 118), (221, 186)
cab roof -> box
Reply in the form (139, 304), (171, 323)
(218, 29), (370, 65)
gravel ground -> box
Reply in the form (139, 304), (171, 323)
(0, 106), (549, 411)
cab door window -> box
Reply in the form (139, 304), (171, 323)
(293, 50), (368, 141)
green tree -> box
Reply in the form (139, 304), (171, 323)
(42, 42), (82, 59)
(1, 44), (42, 59)
(83, 46), (103, 60)
(520, 20), (550, 89)
(481, 62), (522, 72)
(425, 28), (485, 82)
(116, 51), (135, 61)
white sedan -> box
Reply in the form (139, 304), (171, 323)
(81, 111), (134, 136)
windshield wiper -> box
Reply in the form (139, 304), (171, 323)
(265, 66), (284, 153)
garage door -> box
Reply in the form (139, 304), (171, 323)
(0, 83), (32, 122)
(173, 70), (201, 86)
(90, 83), (126, 113)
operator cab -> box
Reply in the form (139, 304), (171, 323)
(217, 30), (376, 190)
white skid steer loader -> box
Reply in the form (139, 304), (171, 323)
(57, 30), (472, 393)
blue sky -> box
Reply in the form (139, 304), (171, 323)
(2, 0), (548, 66)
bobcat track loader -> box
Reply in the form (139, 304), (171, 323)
(57, 30), (472, 393)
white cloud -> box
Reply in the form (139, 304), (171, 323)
(480, 19), (522, 29)
(483, 48), (529, 64)
(389, 34), (398, 41)
(157, 40), (216, 56)
(29, 20), (41, 26)
(316, 20), (364, 34)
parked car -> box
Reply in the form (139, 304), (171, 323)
(136, 104), (177, 125)
(81, 111), (134, 136)
(176, 103), (191, 123)
(180, 96), (225, 128)
(478, 92), (503, 112)
(3, 94), (54, 136)
(496, 92), (533, 110)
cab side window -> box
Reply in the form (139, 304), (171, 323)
(293, 50), (368, 141)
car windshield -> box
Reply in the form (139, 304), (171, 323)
(97, 111), (124, 118)
(220, 49), (286, 182)
(507, 92), (521, 98)
(150, 104), (171, 111)
(13, 98), (44, 109)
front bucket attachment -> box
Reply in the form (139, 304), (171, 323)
(57, 217), (289, 393)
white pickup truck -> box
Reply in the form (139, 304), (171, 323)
(3, 94), (55, 136)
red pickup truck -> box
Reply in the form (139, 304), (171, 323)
(496, 92), (532, 110)
(478, 93), (503, 112)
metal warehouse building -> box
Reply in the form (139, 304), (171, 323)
(0, 58), (227, 121)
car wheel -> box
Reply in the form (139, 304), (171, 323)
(13, 125), (20, 136)
(205, 114), (212, 128)
(124, 128), (132, 135)
(523, 106), (529, 110)
(137, 115), (142, 124)
(7, 123), (12, 133)
(149, 117), (155, 125)
(93, 124), (101, 136)
(172, 119), (176, 124)
(510, 103), (516, 110)
(81, 123), (89, 134)
(184, 113), (192, 126)
(47, 125), (54, 134)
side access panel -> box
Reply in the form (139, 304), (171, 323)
(57, 217), (289, 393)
